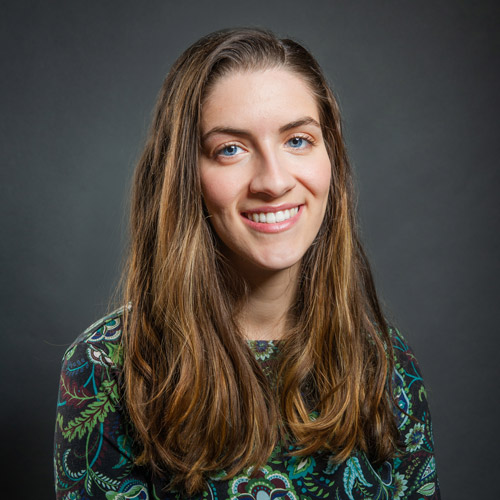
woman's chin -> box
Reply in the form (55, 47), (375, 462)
(230, 254), (302, 279)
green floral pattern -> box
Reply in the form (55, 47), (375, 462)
(55, 308), (440, 499)
(228, 465), (299, 500)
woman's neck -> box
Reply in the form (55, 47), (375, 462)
(236, 265), (299, 341)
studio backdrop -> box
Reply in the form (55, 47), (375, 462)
(1, 1), (499, 498)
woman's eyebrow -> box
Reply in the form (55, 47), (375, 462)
(201, 116), (321, 143)
(279, 116), (321, 133)
(201, 127), (250, 143)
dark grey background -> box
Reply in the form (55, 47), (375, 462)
(1, 1), (498, 498)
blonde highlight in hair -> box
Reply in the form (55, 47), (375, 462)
(123, 28), (398, 494)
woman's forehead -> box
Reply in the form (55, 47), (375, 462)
(201, 68), (319, 133)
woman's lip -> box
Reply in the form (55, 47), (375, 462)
(241, 203), (302, 214)
(240, 205), (303, 233)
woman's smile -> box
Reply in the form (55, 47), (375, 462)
(241, 204), (302, 233)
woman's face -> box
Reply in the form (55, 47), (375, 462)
(199, 68), (332, 277)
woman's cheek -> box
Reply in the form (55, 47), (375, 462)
(201, 169), (241, 214)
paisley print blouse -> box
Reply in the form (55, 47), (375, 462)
(54, 307), (440, 499)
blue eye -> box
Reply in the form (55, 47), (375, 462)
(287, 137), (308, 148)
(219, 144), (243, 156)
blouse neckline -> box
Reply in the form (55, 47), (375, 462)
(246, 339), (281, 362)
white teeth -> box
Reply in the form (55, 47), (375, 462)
(246, 207), (299, 224)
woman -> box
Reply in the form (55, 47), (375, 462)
(54, 28), (440, 499)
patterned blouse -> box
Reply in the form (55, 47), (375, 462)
(54, 307), (440, 499)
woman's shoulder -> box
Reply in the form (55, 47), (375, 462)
(55, 305), (143, 498)
(387, 326), (435, 443)
(61, 304), (129, 372)
(385, 329), (439, 496)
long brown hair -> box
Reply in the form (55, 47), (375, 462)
(123, 28), (398, 494)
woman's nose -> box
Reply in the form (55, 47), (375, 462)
(248, 150), (296, 198)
